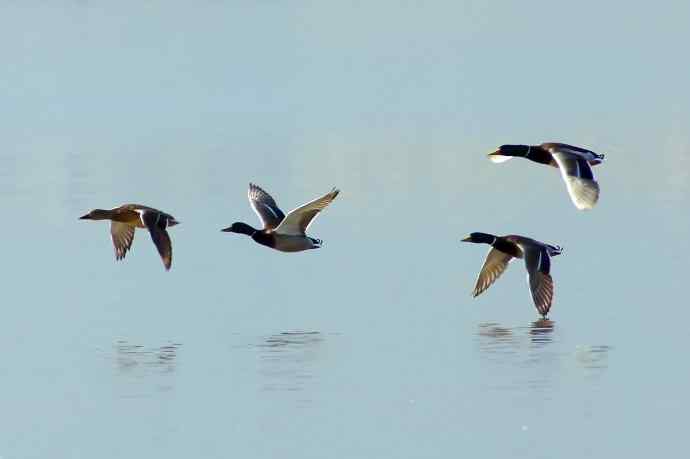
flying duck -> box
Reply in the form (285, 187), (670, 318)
(462, 232), (563, 318)
(488, 142), (605, 210)
(80, 204), (179, 270)
(222, 183), (340, 252)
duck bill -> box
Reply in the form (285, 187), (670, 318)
(220, 226), (232, 232)
(461, 236), (472, 242)
(487, 150), (512, 163)
(79, 213), (91, 220)
(168, 218), (180, 227)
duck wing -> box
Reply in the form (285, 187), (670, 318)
(140, 210), (173, 270)
(274, 188), (340, 236)
(523, 246), (554, 317)
(110, 221), (135, 260)
(549, 149), (600, 210)
(248, 183), (286, 230)
(472, 248), (514, 297)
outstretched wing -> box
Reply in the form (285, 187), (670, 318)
(274, 188), (340, 236)
(524, 246), (554, 317)
(472, 248), (514, 297)
(110, 222), (135, 261)
(140, 210), (173, 270)
(550, 150), (600, 210)
(248, 183), (285, 230)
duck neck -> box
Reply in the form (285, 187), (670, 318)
(500, 145), (532, 158)
(233, 222), (258, 236)
(464, 232), (497, 245)
(501, 144), (552, 165)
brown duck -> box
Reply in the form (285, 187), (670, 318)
(80, 204), (179, 270)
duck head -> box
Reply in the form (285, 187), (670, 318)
(79, 209), (111, 220)
(461, 232), (497, 244)
(221, 222), (257, 236)
(488, 145), (530, 163)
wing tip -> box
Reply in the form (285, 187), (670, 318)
(531, 272), (554, 316)
(568, 177), (600, 210)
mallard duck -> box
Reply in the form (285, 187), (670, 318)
(80, 204), (179, 270)
(222, 183), (339, 252)
(461, 232), (563, 318)
(488, 142), (605, 210)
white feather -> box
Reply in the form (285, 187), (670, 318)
(551, 152), (600, 210)
(488, 154), (513, 163)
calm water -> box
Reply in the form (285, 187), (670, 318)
(2, 2), (689, 458)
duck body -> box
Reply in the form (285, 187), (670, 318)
(488, 142), (605, 210)
(80, 204), (178, 270)
(223, 221), (322, 252)
(222, 184), (338, 253)
(462, 232), (563, 318)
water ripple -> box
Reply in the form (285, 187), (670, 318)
(255, 331), (326, 405)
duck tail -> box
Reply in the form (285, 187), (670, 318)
(547, 244), (563, 256)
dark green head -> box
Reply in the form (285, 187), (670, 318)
(490, 144), (530, 157)
(461, 232), (497, 245)
(221, 222), (257, 236)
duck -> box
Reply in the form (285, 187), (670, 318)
(488, 142), (605, 210)
(222, 183), (339, 252)
(461, 232), (563, 318)
(80, 204), (179, 270)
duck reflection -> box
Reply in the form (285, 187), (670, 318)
(529, 318), (555, 345)
(114, 340), (181, 373)
(477, 322), (516, 356)
(575, 344), (611, 370)
(478, 320), (555, 355)
(256, 331), (324, 401)
(108, 340), (181, 398)
(477, 321), (558, 394)
(476, 320), (611, 396)
(477, 319), (556, 353)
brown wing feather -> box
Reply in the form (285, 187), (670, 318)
(524, 246), (554, 316)
(472, 248), (513, 297)
(110, 222), (135, 261)
(529, 272), (554, 317)
(141, 211), (173, 270)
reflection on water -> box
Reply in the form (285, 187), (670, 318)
(255, 331), (324, 404)
(105, 341), (181, 398)
(114, 340), (181, 373)
(575, 345), (612, 370)
(478, 320), (555, 354)
(529, 319), (555, 345)
(477, 321), (611, 395)
(478, 320), (554, 356)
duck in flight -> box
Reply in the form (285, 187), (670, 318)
(488, 142), (605, 210)
(80, 204), (179, 270)
(222, 183), (340, 252)
(462, 232), (563, 318)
